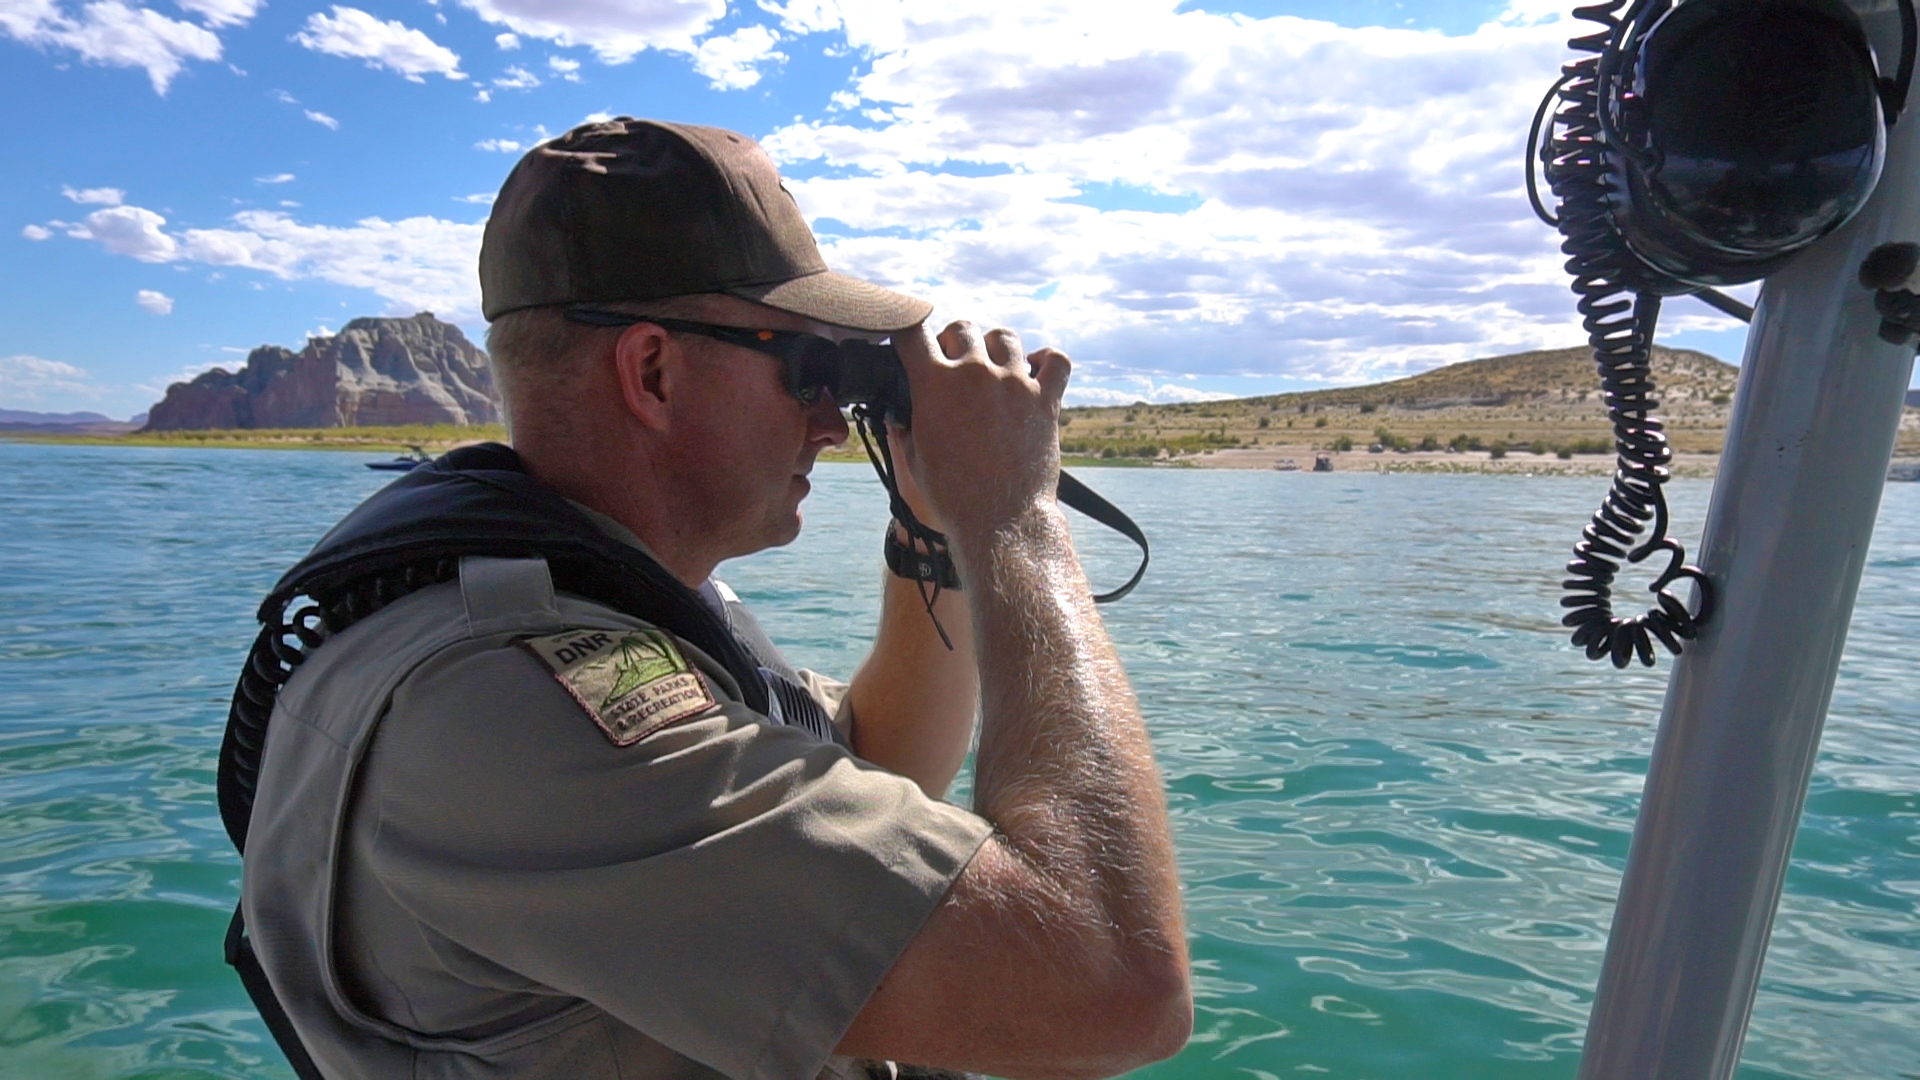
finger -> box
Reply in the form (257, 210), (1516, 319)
(1030, 347), (1072, 403)
(894, 322), (946, 376)
(936, 320), (985, 362)
(984, 327), (1025, 370)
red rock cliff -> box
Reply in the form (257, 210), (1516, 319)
(144, 314), (499, 430)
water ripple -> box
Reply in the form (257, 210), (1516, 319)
(2, 446), (1917, 1078)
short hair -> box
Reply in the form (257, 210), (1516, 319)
(485, 296), (720, 432)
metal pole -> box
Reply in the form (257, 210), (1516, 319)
(1576, 5), (1920, 1077)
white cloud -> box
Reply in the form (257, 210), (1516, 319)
(0, 354), (101, 404)
(494, 31), (517, 49)
(457, 0), (725, 62)
(304, 109), (340, 129)
(63, 199), (487, 317)
(61, 184), (125, 206)
(174, 0), (260, 28)
(691, 25), (783, 90)
(757, 0), (839, 35)
(0, 0), (223, 93)
(293, 5), (466, 81)
(547, 54), (579, 80)
(742, 1), (1586, 385)
(492, 63), (538, 89)
(67, 205), (180, 261)
(1065, 377), (1233, 407)
(453, 192), (494, 204)
(135, 288), (173, 314)
(474, 137), (522, 152)
(23, 224), (54, 241)
(473, 88), (491, 102)
(272, 88), (298, 103)
(255, 172), (295, 184)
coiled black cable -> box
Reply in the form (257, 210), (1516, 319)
(221, 558), (460, 851)
(1529, 0), (1715, 668)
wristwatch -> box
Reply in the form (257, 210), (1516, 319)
(884, 523), (961, 590)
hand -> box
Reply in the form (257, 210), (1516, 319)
(893, 321), (1070, 547)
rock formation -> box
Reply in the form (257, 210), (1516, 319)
(144, 313), (499, 430)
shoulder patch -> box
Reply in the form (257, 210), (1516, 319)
(521, 628), (718, 746)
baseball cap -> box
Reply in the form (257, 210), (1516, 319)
(479, 118), (932, 333)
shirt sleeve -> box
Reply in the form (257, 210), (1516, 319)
(793, 668), (854, 743)
(359, 635), (994, 1080)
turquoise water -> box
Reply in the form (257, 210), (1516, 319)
(2, 442), (1916, 1080)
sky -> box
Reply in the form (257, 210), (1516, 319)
(1, 0), (1761, 419)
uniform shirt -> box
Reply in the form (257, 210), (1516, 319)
(243, 546), (994, 1080)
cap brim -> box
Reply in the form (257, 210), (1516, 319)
(728, 271), (933, 334)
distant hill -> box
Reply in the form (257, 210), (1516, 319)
(145, 313), (499, 431)
(1293, 345), (1737, 410)
(1, 408), (114, 425)
(1059, 346), (1756, 458)
(0, 408), (137, 434)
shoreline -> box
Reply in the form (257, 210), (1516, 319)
(1163, 444), (1728, 477)
(13, 430), (1920, 480)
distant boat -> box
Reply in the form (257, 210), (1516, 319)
(366, 445), (431, 472)
(1312, 452), (1334, 472)
(1273, 458), (1300, 471)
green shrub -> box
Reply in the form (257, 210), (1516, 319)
(1331, 435), (1354, 452)
(1314, 416), (1328, 428)
(1489, 441), (1508, 459)
(1372, 426), (1410, 452)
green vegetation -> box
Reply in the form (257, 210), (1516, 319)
(1047, 345), (1811, 459)
(5, 424), (507, 452)
(24, 345), (1914, 468)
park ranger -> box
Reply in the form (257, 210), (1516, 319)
(231, 118), (1191, 1080)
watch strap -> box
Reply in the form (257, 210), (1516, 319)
(884, 526), (961, 590)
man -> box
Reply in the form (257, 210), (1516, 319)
(234, 118), (1190, 1080)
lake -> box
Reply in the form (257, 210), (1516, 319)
(2, 442), (1916, 1079)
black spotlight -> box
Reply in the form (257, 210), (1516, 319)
(1609, 0), (1902, 288)
(1526, 0), (1914, 669)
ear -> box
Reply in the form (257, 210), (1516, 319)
(611, 322), (676, 431)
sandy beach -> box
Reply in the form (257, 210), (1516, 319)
(1176, 444), (1726, 478)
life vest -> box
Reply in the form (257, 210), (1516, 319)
(217, 441), (839, 1079)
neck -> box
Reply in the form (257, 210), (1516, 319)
(514, 436), (720, 589)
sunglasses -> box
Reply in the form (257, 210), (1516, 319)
(564, 309), (905, 411)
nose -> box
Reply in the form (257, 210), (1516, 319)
(807, 390), (849, 449)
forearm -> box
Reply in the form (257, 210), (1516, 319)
(961, 505), (1187, 976)
(846, 564), (978, 799)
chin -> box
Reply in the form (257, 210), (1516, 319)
(771, 515), (803, 548)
